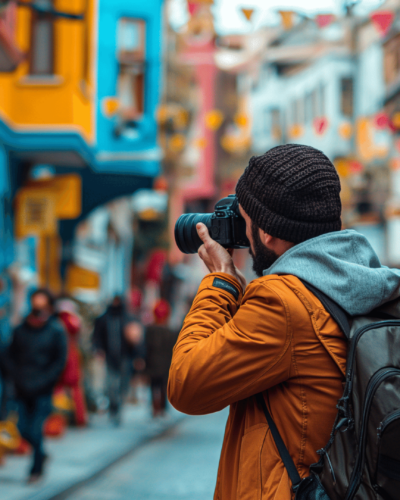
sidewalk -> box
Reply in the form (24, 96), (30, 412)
(0, 401), (184, 500)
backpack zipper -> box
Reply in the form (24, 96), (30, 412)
(377, 409), (400, 438)
(345, 368), (400, 500)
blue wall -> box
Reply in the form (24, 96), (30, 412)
(96, 0), (164, 163)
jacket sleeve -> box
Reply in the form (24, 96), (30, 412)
(168, 273), (293, 415)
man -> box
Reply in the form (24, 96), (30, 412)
(93, 296), (137, 424)
(4, 289), (67, 482)
(145, 299), (177, 417)
(168, 144), (400, 499)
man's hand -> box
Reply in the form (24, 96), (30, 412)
(197, 223), (247, 291)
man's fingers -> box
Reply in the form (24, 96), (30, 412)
(196, 223), (213, 246)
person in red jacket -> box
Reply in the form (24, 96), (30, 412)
(56, 299), (87, 427)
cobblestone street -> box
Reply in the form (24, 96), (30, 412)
(64, 410), (228, 500)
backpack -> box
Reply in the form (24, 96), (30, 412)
(256, 279), (400, 500)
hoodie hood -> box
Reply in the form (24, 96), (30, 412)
(264, 229), (400, 316)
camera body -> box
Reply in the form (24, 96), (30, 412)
(175, 195), (250, 254)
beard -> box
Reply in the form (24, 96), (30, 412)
(249, 221), (279, 277)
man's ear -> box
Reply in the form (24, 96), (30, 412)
(259, 228), (273, 246)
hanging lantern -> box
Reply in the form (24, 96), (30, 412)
(156, 105), (169, 124)
(370, 11), (394, 37)
(288, 124), (303, 139)
(205, 110), (224, 131)
(315, 14), (335, 29)
(234, 112), (249, 128)
(102, 97), (120, 118)
(153, 176), (168, 192)
(240, 8), (254, 22)
(335, 159), (350, 178)
(313, 117), (328, 135)
(168, 134), (186, 153)
(194, 137), (207, 149)
(338, 122), (353, 140)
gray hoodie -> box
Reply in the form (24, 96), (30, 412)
(264, 229), (400, 316)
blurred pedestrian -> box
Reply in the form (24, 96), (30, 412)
(145, 299), (177, 417)
(93, 296), (138, 425)
(56, 299), (88, 427)
(3, 289), (67, 483)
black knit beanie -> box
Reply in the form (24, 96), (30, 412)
(236, 144), (342, 243)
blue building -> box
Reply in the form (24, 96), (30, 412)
(0, 0), (164, 318)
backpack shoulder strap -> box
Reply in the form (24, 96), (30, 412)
(298, 279), (351, 339)
(255, 393), (302, 492)
(256, 277), (351, 492)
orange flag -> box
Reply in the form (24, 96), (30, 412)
(241, 8), (254, 22)
(279, 11), (294, 30)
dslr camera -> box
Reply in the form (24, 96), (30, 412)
(175, 195), (250, 254)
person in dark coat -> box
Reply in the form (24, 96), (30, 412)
(3, 289), (67, 482)
(145, 299), (177, 417)
(93, 296), (137, 424)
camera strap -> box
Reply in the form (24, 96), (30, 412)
(255, 393), (302, 492)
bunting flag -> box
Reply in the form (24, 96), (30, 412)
(374, 111), (389, 129)
(241, 8), (254, 22)
(279, 11), (294, 30)
(205, 109), (224, 131)
(315, 14), (335, 29)
(370, 11), (394, 37)
(314, 117), (328, 135)
(349, 160), (364, 174)
(390, 158), (400, 171)
(187, 1), (199, 16)
(391, 112), (400, 130)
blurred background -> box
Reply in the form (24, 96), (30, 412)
(0, 0), (399, 498)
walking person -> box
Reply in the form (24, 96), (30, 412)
(3, 289), (67, 483)
(168, 144), (400, 500)
(145, 299), (176, 417)
(93, 296), (136, 425)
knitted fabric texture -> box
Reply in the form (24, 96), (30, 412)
(236, 144), (342, 243)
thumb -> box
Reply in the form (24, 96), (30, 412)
(196, 223), (213, 246)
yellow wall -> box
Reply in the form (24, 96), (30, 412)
(0, 0), (96, 142)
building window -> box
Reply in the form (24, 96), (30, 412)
(29, 0), (55, 76)
(341, 78), (353, 117)
(117, 18), (146, 122)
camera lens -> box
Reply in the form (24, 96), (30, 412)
(174, 213), (213, 254)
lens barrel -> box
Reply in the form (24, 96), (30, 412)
(174, 214), (213, 254)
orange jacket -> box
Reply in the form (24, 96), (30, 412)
(168, 273), (347, 500)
